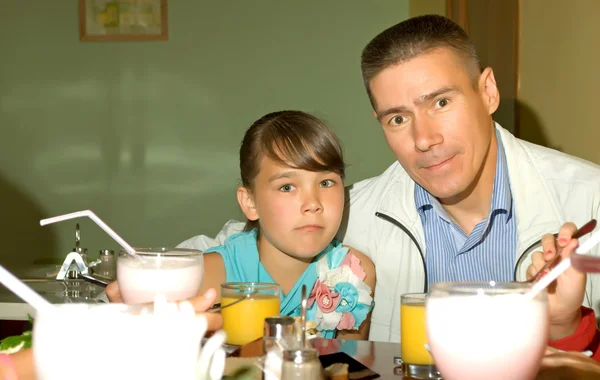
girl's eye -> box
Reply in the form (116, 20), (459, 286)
(280, 184), (295, 192)
(319, 180), (335, 188)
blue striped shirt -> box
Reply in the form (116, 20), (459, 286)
(415, 132), (517, 287)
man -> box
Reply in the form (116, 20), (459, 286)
(179, 15), (600, 353)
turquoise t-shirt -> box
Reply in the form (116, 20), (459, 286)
(204, 229), (374, 338)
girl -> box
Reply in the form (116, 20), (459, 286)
(197, 110), (375, 340)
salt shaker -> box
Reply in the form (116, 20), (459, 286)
(263, 316), (296, 352)
(95, 249), (116, 280)
(262, 316), (296, 380)
(281, 348), (324, 380)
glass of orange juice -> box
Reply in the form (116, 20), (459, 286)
(400, 293), (441, 379)
(221, 282), (281, 346)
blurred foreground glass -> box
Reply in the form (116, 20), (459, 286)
(33, 303), (220, 380)
(400, 293), (441, 379)
(117, 247), (203, 304)
(221, 282), (281, 346)
(426, 282), (548, 380)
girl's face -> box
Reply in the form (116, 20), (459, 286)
(239, 155), (345, 261)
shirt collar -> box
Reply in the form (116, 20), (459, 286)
(490, 130), (512, 213)
(415, 129), (512, 217)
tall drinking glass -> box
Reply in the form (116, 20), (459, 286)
(426, 282), (548, 380)
(400, 293), (441, 379)
(221, 282), (281, 346)
(117, 247), (203, 304)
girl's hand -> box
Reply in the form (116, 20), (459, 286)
(105, 280), (123, 302)
(105, 282), (222, 331)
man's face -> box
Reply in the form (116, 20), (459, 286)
(369, 48), (499, 201)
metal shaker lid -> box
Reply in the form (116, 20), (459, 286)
(282, 348), (319, 363)
(264, 316), (295, 339)
(99, 249), (114, 256)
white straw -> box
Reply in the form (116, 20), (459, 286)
(40, 210), (136, 254)
(0, 265), (53, 313)
(527, 229), (600, 299)
(527, 258), (572, 299)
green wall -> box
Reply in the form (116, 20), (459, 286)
(0, 1), (407, 273)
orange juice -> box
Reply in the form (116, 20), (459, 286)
(221, 294), (280, 345)
(401, 303), (434, 365)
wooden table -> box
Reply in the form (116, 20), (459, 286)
(232, 337), (404, 378)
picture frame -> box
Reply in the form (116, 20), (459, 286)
(79, 0), (168, 42)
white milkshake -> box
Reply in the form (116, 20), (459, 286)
(117, 248), (203, 304)
(426, 290), (548, 380)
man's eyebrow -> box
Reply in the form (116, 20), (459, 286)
(375, 86), (460, 122)
(415, 86), (459, 105)
(375, 106), (410, 122)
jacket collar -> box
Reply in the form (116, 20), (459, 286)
(375, 162), (426, 251)
(376, 123), (563, 261)
(496, 124), (564, 254)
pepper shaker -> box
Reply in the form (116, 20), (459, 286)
(281, 348), (324, 380)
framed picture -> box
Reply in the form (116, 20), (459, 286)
(79, 0), (168, 42)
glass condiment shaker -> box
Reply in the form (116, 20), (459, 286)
(281, 348), (324, 380)
(263, 316), (297, 352)
(95, 249), (116, 280)
(262, 316), (296, 380)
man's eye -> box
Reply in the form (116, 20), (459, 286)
(389, 115), (405, 126)
(435, 98), (449, 108)
(280, 184), (295, 192)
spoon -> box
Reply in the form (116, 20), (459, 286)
(527, 219), (597, 283)
(300, 284), (307, 348)
(207, 291), (258, 313)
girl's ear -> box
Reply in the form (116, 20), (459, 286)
(237, 186), (259, 221)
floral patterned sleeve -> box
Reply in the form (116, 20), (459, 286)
(304, 245), (374, 339)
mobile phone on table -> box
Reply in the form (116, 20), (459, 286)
(318, 351), (380, 379)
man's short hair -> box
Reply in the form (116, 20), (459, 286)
(361, 14), (481, 108)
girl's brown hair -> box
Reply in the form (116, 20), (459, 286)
(240, 110), (346, 230)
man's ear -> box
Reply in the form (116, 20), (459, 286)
(478, 67), (500, 115)
(237, 187), (258, 221)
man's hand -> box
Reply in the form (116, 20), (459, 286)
(527, 222), (586, 340)
(537, 351), (600, 379)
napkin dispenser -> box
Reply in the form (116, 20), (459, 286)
(55, 223), (110, 288)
